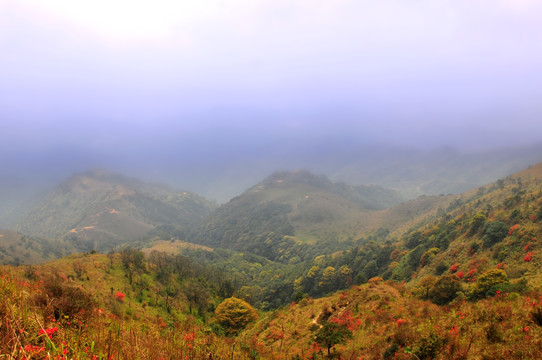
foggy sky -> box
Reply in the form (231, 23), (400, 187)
(1, 0), (542, 201)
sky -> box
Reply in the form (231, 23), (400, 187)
(1, 0), (542, 201)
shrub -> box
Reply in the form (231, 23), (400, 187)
(469, 241), (480, 254)
(429, 275), (462, 305)
(420, 248), (439, 267)
(413, 332), (447, 360)
(472, 269), (508, 298)
(469, 212), (486, 235)
(482, 221), (508, 247)
(214, 297), (258, 332)
(34, 277), (96, 320)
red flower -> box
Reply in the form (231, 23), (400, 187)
(396, 318), (407, 326)
(509, 224), (520, 235)
(456, 271), (464, 279)
(450, 264), (459, 273)
(38, 327), (58, 339)
(115, 291), (125, 301)
(449, 325), (459, 335)
(525, 252), (534, 262)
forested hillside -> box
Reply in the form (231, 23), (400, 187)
(189, 170), (408, 262)
(13, 170), (216, 253)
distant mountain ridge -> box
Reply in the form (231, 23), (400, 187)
(188, 170), (411, 261)
(13, 170), (216, 252)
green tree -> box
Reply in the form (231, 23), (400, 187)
(319, 266), (336, 293)
(120, 247), (145, 284)
(414, 275), (437, 300)
(429, 275), (462, 305)
(420, 248), (439, 267)
(472, 269), (508, 298)
(314, 322), (353, 357)
(482, 221), (508, 247)
(468, 212), (486, 235)
(337, 265), (353, 288)
(214, 297), (258, 332)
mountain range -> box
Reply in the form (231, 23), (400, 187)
(1, 167), (452, 264)
(8, 170), (215, 254)
(2, 162), (542, 359)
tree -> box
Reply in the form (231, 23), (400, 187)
(337, 265), (353, 288)
(120, 247), (145, 284)
(414, 275), (437, 300)
(319, 266), (336, 293)
(429, 275), (462, 305)
(468, 212), (486, 235)
(472, 269), (508, 298)
(314, 322), (353, 357)
(482, 221), (508, 247)
(214, 297), (258, 332)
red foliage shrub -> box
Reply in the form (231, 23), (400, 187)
(449, 325), (459, 335)
(509, 224), (520, 235)
(329, 310), (362, 331)
(466, 268), (477, 282)
(38, 327), (58, 339)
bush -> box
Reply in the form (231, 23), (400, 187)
(214, 297), (258, 332)
(34, 277), (95, 320)
(472, 269), (508, 299)
(469, 212), (486, 235)
(482, 221), (508, 247)
(413, 332), (447, 360)
(429, 275), (462, 305)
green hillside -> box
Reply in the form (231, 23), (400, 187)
(14, 170), (216, 253)
(0, 230), (76, 265)
(189, 170), (406, 262)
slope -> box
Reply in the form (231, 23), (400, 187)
(189, 170), (409, 262)
(14, 170), (216, 252)
(0, 230), (77, 265)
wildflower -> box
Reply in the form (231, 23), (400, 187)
(525, 252), (534, 262)
(509, 224), (520, 235)
(396, 318), (407, 326)
(38, 327), (58, 339)
(115, 291), (125, 301)
(450, 264), (459, 273)
(449, 325), (459, 335)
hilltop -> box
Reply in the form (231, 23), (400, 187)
(13, 170), (216, 253)
(188, 170), (407, 262)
